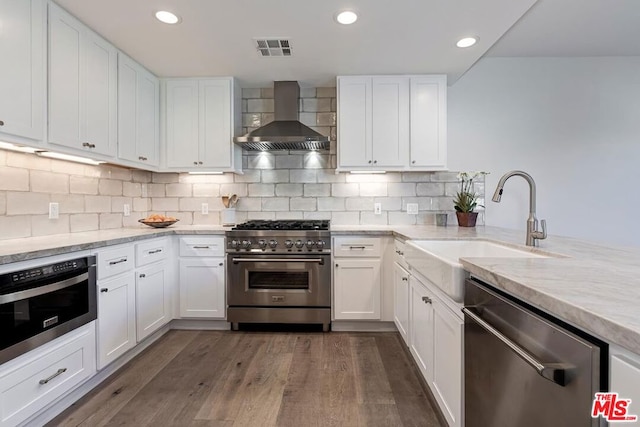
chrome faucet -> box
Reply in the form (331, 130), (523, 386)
(492, 170), (547, 247)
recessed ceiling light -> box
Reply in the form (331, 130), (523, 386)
(155, 10), (180, 25)
(456, 37), (478, 48)
(335, 10), (358, 25)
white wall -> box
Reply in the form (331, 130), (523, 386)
(448, 57), (640, 247)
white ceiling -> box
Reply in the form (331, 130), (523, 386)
(54, 0), (640, 87)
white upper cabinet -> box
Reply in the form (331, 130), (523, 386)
(164, 78), (242, 172)
(0, 0), (45, 143)
(118, 53), (159, 168)
(337, 74), (447, 172)
(410, 76), (447, 169)
(48, 2), (117, 158)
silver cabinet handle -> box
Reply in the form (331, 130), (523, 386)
(109, 258), (127, 265)
(233, 258), (324, 264)
(39, 368), (67, 385)
(349, 246), (366, 250)
(422, 296), (432, 304)
(192, 246), (211, 249)
(463, 307), (569, 386)
(138, 156), (148, 161)
(148, 249), (162, 254)
(0, 120), (4, 126)
(402, 277), (408, 281)
(100, 288), (108, 293)
(139, 273), (146, 278)
(82, 142), (95, 148)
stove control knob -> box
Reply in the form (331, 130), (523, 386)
(241, 240), (252, 249)
(269, 239), (278, 248)
(305, 240), (314, 249)
(230, 239), (240, 249)
(258, 239), (267, 249)
(316, 240), (325, 249)
(295, 240), (304, 249)
(285, 239), (294, 248)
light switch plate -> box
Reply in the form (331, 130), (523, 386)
(374, 203), (382, 215)
(123, 204), (131, 216)
(201, 203), (209, 215)
(49, 202), (59, 219)
(407, 203), (419, 215)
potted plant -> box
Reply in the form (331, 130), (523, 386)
(454, 171), (487, 227)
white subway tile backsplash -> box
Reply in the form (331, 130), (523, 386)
(247, 98), (274, 113)
(147, 183), (166, 197)
(152, 198), (179, 211)
(233, 169), (261, 183)
(262, 197), (289, 211)
(304, 183), (330, 197)
(132, 170), (152, 183)
(0, 216), (31, 239)
(332, 183), (359, 197)
(70, 176), (99, 195)
(193, 184), (220, 197)
(275, 155), (303, 169)
(375, 197), (402, 211)
(0, 166), (29, 191)
(166, 183), (192, 197)
(111, 197), (133, 213)
(261, 170), (289, 183)
(6, 192), (49, 215)
(248, 211), (275, 220)
(387, 183), (416, 197)
(70, 213), (99, 232)
(331, 211), (359, 225)
(0, 192), (5, 215)
(290, 169), (317, 183)
(248, 183), (275, 197)
(53, 194), (85, 214)
(360, 212), (388, 225)
(290, 197), (316, 211)
(237, 197), (261, 211)
(152, 173), (179, 183)
(303, 154), (330, 169)
(359, 183), (388, 197)
(31, 171), (69, 194)
(317, 170), (346, 183)
(276, 211), (303, 220)
(220, 183), (248, 197)
(246, 154), (276, 169)
(85, 195), (111, 213)
(31, 215), (70, 236)
(123, 182), (142, 197)
(6, 151), (51, 171)
(133, 197), (150, 212)
(99, 213), (122, 230)
(242, 88), (261, 98)
(318, 197), (345, 211)
(98, 179), (123, 196)
(388, 211), (417, 225)
(417, 182), (446, 196)
(275, 183), (303, 197)
(346, 197), (374, 211)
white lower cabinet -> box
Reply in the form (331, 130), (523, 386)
(136, 262), (170, 341)
(334, 259), (381, 320)
(96, 271), (136, 369)
(409, 274), (463, 427)
(178, 237), (226, 318)
(610, 351), (640, 414)
(0, 324), (96, 427)
(393, 261), (410, 345)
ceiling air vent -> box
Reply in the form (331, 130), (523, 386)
(254, 38), (292, 57)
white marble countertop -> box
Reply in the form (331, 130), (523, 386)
(2, 223), (639, 354)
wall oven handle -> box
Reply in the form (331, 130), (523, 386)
(232, 258), (324, 264)
(462, 307), (569, 386)
(0, 273), (89, 305)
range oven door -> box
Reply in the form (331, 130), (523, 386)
(227, 253), (331, 308)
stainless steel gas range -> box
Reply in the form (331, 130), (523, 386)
(225, 220), (331, 331)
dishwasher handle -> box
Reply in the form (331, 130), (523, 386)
(463, 307), (569, 386)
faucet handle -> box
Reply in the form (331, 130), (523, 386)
(535, 219), (547, 240)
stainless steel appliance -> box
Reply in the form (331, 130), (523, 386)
(226, 220), (331, 331)
(0, 256), (97, 364)
(463, 278), (606, 427)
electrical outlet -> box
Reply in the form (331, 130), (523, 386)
(123, 204), (131, 217)
(201, 203), (209, 215)
(407, 203), (419, 215)
(49, 202), (59, 219)
(374, 203), (382, 215)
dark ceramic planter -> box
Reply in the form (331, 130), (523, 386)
(456, 212), (478, 227)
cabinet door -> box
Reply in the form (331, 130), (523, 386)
(136, 262), (170, 341)
(610, 353), (640, 414)
(393, 262), (410, 345)
(432, 297), (463, 427)
(409, 276), (434, 382)
(48, 2), (82, 148)
(0, 0), (44, 142)
(371, 77), (409, 167)
(334, 258), (381, 320)
(82, 29), (117, 156)
(179, 258), (225, 318)
(337, 76), (372, 168)
(165, 79), (200, 168)
(410, 76), (447, 169)
(118, 54), (159, 167)
(199, 79), (232, 168)
(97, 271), (136, 369)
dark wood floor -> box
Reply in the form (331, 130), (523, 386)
(49, 330), (445, 427)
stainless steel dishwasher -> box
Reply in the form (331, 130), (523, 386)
(463, 279), (607, 427)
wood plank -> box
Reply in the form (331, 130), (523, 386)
(351, 335), (396, 405)
(375, 333), (445, 427)
(48, 329), (199, 427)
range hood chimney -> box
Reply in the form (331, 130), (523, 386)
(234, 81), (330, 151)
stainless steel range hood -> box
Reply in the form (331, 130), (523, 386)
(234, 81), (330, 151)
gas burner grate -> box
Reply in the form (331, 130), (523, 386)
(232, 219), (330, 231)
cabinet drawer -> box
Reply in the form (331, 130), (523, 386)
(333, 237), (381, 258)
(135, 238), (168, 267)
(179, 237), (224, 257)
(0, 324), (96, 426)
(394, 239), (409, 270)
(96, 245), (135, 280)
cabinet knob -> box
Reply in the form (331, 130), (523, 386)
(373, 160), (377, 164)
(219, 262), (223, 266)
(402, 277), (408, 281)
(412, 160), (416, 164)
(422, 296), (432, 304)
(198, 161), (203, 165)
(100, 288), (108, 293)
(368, 160), (372, 164)
(139, 273), (146, 278)
(0, 120), (4, 126)
(335, 263), (339, 267)
(194, 161), (198, 165)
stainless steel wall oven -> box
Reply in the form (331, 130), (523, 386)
(226, 220), (331, 331)
(0, 256), (97, 364)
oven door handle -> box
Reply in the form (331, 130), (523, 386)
(0, 273), (89, 304)
(462, 307), (569, 386)
(232, 257), (325, 264)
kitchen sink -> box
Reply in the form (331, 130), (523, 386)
(404, 240), (551, 302)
